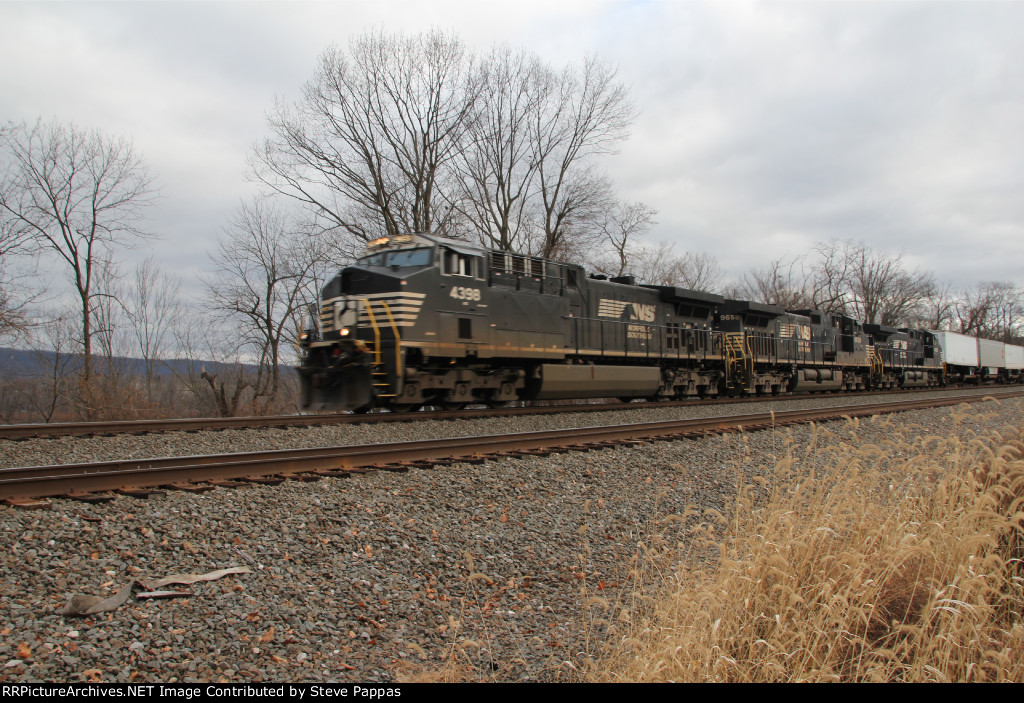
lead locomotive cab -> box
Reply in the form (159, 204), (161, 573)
(299, 233), (439, 411)
(298, 232), (546, 412)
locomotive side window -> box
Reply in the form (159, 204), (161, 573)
(444, 250), (477, 277)
(358, 253), (386, 266)
(362, 248), (432, 268)
(386, 249), (432, 267)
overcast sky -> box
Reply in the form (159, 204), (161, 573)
(2, 0), (1022, 298)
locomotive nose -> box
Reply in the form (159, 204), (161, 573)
(321, 266), (407, 341)
(321, 296), (358, 340)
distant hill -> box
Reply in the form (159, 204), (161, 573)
(0, 347), (272, 379)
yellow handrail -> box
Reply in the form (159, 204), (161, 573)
(723, 332), (752, 391)
(870, 347), (884, 377)
(358, 298), (402, 381)
(358, 298), (382, 366)
(378, 300), (402, 379)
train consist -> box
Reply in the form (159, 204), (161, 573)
(298, 233), (1022, 411)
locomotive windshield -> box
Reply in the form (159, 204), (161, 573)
(357, 248), (433, 269)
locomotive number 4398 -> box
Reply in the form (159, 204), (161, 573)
(450, 286), (482, 301)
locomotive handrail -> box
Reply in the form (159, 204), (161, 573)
(359, 298), (382, 365)
(869, 347), (884, 378)
(377, 300), (402, 380)
(575, 315), (672, 359)
(358, 298), (402, 393)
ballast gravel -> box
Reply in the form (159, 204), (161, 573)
(0, 387), (1007, 469)
(0, 394), (1020, 683)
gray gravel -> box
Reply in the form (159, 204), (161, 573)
(0, 393), (1020, 683)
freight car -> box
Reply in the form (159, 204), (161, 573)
(297, 233), (998, 412)
(930, 330), (1024, 384)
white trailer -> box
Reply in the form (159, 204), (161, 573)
(978, 338), (1005, 370)
(1005, 344), (1024, 370)
(930, 330), (979, 367)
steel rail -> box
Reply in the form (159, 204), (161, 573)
(0, 385), (1010, 440)
(2, 390), (1020, 502)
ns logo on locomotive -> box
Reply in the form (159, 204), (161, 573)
(297, 233), (1023, 412)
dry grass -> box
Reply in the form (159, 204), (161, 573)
(591, 407), (1024, 682)
(394, 656), (484, 684)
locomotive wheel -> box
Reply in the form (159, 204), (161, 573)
(440, 402), (467, 411)
(388, 403), (421, 413)
(486, 400), (510, 409)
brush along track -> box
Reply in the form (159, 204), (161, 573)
(0, 385), (1003, 440)
(3, 390), (1021, 504)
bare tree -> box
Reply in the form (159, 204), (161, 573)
(255, 33), (644, 265)
(628, 241), (723, 291)
(530, 57), (634, 259)
(123, 258), (183, 405)
(671, 251), (724, 291)
(592, 200), (658, 277)
(736, 255), (816, 309)
(173, 315), (254, 418)
(955, 282), (996, 336)
(809, 240), (854, 313)
(83, 257), (143, 418)
(253, 30), (475, 254)
(89, 258), (128, 374)
(0, 259), (31, 342)
(0, 119), (156, 382)
(628, 240), (677, 285)
(733, 241), (936, 325)
(0, 181), (34, 341)
(915, 281), (956, 330)
(985, 282), (1024, 342)
(781, 240), (937, 325)
(839, 241), (934, 326)
(203, 197), (323, 411)
(955, 281), (1024, 342)
(455, 46), (545, 253)
(456, 50), (639, 261)
(21, 312), (78, 423)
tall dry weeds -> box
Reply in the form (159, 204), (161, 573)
(593, 408), (1024, 682)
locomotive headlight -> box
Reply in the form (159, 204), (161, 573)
(340, 328), (350, 337)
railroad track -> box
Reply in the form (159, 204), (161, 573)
(3, 389), (1021, 506)
(0, 385), (1008, 440)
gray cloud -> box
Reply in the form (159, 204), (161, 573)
(1, 0), (1021, 299)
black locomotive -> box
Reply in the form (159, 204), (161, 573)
(298, 232), (952, 412)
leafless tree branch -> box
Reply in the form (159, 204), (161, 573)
(0, 118), (157, 381)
